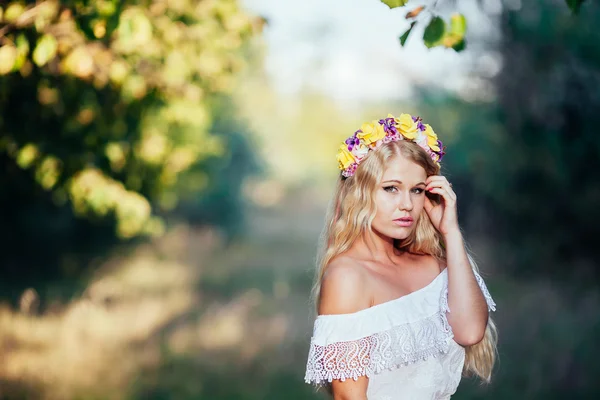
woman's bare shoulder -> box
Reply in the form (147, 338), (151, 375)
(318, 255), (372, 316)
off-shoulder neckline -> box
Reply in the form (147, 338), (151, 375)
(316, 267), (447, 320)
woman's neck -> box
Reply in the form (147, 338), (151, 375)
(352, 230), (405, 264)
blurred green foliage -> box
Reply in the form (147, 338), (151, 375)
(0, 0), (261, 291)
(476, 0), (600, 282)
(0, 0), (260, 239)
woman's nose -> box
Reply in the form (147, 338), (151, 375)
(398, 193), (413, 211)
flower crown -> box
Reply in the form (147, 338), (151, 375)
(336, 113), (446, 178)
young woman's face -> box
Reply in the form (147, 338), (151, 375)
(371, 155), (428, 240)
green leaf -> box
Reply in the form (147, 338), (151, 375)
(451, 38), (466, 52)
(13, 33), (30, 70)
(0, 45), (17, 75)
(4, 3), (25, 23)
(449, 13), (467, 36)
(423, 16), (445, 48)
(399, 22), (416, 46)
(565, 0), (586, 14)
(32, 34), (58, 67)
(380, 0), (409, 9)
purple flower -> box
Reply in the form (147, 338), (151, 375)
(345, 131), (361, 150)
(379, 118), (398, 135)
(417, 122), (425, 131)
(435, 140), (446, 161)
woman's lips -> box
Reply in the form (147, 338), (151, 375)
(393, 217), (414, 227)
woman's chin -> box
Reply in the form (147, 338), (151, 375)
(389, 227), (414, 240)
(371, 225), (414, 241)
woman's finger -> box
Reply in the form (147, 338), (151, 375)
(427, 187), (456, 205)
(426, 180), (456, 200)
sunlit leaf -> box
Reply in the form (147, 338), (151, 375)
(15, 34), (29, 55)
(36, 1), (59, 21)
(116, 8), (153, 52)
(97, 0), (117, 16)
(423, 16), (445, 48)
(62, 47), (94, 78)
(405, 6), (424, 19)
(399, 22), (416, 47)
(16, 144), (39, 169)
(93, 20), (107, 38)
(4, 3), (25, 23)
(442, 14), (468, 52)
(105, 142), (127, 172)
(12, 34), (29, 70)
(32, 34), (58, 67)
(0, 45), (17, 75)
(36, 156), (61, 190)
(109, 60), (130, 85)
(449, 13), (467, 36)
(380, 0), (409, 9)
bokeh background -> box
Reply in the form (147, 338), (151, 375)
(0, 0), (599, 399)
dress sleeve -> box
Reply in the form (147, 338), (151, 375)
(473, 270), (497, 312)
(304, 322), (374, 385)
(440, 268), (497, 314)
(304, 292), (455, 386)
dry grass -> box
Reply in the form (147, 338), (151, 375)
(0, 222), (298, 400)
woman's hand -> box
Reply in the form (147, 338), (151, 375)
(424, 175), (459, 236)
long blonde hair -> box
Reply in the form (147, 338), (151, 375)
(311, 139), (498, 382)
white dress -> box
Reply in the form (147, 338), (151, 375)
(304, 268), (496, 400)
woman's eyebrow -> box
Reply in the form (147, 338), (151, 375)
(382, 180), (426, 186)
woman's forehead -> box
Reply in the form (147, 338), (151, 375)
(381, 157), (427, 182)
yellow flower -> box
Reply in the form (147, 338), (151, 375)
(424, 124), (440, 151)
(336, 143), (356, 170)
(356, 121), (386, 145)
(396, 113), (418, 140)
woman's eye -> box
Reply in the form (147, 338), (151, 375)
(412, 188), (425, 194)
(383, 186), (398, 193)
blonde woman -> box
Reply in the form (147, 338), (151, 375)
(304, 114), (497, 400)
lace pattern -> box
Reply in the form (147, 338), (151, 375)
(304, 310), (453, 384)
(440, 270), (497, 314)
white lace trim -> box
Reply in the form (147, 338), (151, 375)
(304, 308), (453, 385)
(440, 270), (497, 314)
